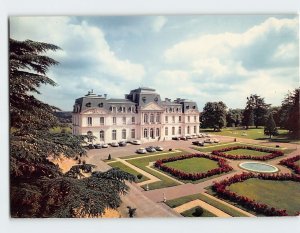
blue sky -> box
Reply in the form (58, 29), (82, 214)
(10, 15), (299, 111)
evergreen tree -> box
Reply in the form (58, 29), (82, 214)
(10, 38), (135, 218)
(200, 101), (227, 131)
(264, 113), (278, 139)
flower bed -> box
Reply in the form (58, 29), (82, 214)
(211, 146), (284, 160)
(212, 172), (300, 216)
(279, 155), (300, 174)
(154, 153), (233, 181)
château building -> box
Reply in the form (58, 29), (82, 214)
(72, 87), (200, 144)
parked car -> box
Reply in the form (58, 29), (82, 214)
(154, 146), (164, 151)
(191, 135), (198, 139)
(212, 138), (220, 143)
(192, 141), (200, 145)
(179, 136), (187, 140)
(146, 146), (156, 152)
(110, 142), (119, 147)
(94, 144), (102, 149)
(186, 135), (193, 139)
(88, 144), (95, 149)
(172, 136), (180, 140)
(118, 141), (127, 147)
(204, 138), (213, 143)
(198, 133), (205, 138)
(131, 140), (141, 145)
(192, 141), (204, 146)
(136, 148), (147, 154)
(101, 143), (109, 148)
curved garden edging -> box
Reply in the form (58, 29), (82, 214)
(279, 155), (300, 174)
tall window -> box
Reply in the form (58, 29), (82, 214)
(99, 130), (105, 141)
(194, 126), (197, 134)
(150, 128), (154, 138)
(122, 116), (126, 125)
(178, 126), (181, 134)
(156, 128), (160, 137)
(144, 114), (148, 123)
(132, 116), (135, 124)
(194, 116), (197, 122)
(187, 126), (190, 134)
(165, 127), (168, 136)
(144, 128), (148, 138)
(131, 129), (135, 139)
(87, 117), (92, 126)
(150, 114), (154, 123)
(122, 129), (126, 139)
(165, 116), (168, 123)
(122, 107), (126, 113)
(87, 131), (93, 142)
(172, 116), (175, 123)
(113, 117), (116, 125)
(188, 116), (190, 122)
(112, 130), (117, 140)
(179, 116), (182, 122)
(156, 114), (160, 123)
(100, 117), (104, 125)
(172, 127), (175, 135)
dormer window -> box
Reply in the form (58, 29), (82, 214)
(186, 105), (190, 109)
(98, 103), (103, 108)
(142, 96), (146, 103)
(192, 106), (196, 109)
(86, 102), (91, 107)
(154, 96), (158, 102)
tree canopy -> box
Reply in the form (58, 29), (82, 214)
(264, 113), (278, 139)
(10, 38), (135, 218)
(200, 101), (227, 131)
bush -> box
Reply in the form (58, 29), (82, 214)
(193, 207), (204, 217)
(108, 154), (112, 160)
(137, 174), (143, 180)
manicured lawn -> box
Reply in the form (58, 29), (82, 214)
(108, 161), (149, 183)
(228, 178), (300, 215)
(225, 149), (268, 157)
(166, 193), (248, 217)
(165, 157), (219, 173)
(127, 150), (188, 190)
(181, 207), (216, 217)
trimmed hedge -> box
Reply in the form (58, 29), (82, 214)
(279, 155), (300, 174)
(154, 153), (233, 181)
(212, 172), (300, 216)
(211, 146), (284, 160)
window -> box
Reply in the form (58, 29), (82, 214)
(132, 116), (135, 124)
(128, 107), (132, 112)
(112, 130), (117, 140)
(100, 117), (104, 125)
(122, 117), (126, 125)
(118, 107), (122, 112)
(165, 127), (168, 136)
(194, 126), (197, 134)
(188, 116), (190, 122)
(186, 105), (190, 109)
(87, 131), (93, 142)
(144, 128), (148, 138)
(150, 114), (154, 123)
(179, 116), (182, 122)
(172, 127), (175, 135)
(178, 126), (181, 134)
(150, 128), (154, 139)
(86, 102), (91, 107)
(87, 117), (92, 126)
(98, 103), (103, 108)
(122, 107), (126, 112)
(99, 130), (105, 141)
(172, 116), (175, 123)
(113, 117), (116, 125)
(131, 129), (135, 139)
(169, 107), (172, 112)
(142, 97), (146, 103)
(194, 116), (197, 122)
(122, 129), (126, 139)
(165, 116), (168, 123)
(154, 97), (158, 102)
(193, 106), (196, 109)
(156, 128), (160, 137)
(144, 114), (148, 123)
(187, 126), (190, 134)
(156, 114), (160, 123)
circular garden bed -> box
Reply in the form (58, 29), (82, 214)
(212, 172), (300, 216)
(279, 155), (300, 174)
(211, 146), (284, 160)
(154, 153), (233, 181)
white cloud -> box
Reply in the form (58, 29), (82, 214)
(152, 16), (167, 32)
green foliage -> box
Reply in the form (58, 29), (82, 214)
(193, 206), (204, 216)
(137, 174), (143, 180)
(10, 38), (134, 218)
(201, 101), (227, 131)
(226, 109), (242, 127)
(264, 113), (278, 139)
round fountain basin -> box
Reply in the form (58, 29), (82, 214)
(239, 162), (279, 173)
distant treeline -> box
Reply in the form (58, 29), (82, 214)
(54, 111), (72, 123)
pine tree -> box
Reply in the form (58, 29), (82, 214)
(264, 113), (278, 139)
(10, 38), (135, 218)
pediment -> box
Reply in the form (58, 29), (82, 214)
(141, 102), (164, 111)
(82, 108), (108, 115)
